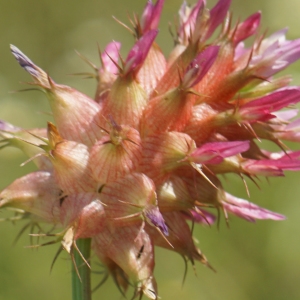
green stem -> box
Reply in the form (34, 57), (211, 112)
(72, 238), (92, 300)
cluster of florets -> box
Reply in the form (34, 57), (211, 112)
(1, 0), (300, 299)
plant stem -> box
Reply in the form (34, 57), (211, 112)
(72, 238), (92, 300)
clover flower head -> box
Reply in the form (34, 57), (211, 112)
(1, 0), (300, 299)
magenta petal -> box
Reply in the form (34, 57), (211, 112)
(242, 87), (300, 112)
(186, 209), (216, 225)
(182, 45), (219, 88)
(205, 0), (231, 40)
(141, 1), (155, 31)
(141, 0), (164, 33)
(124, 29), (158, 75)
(265, 159), (300, 171)
(191, 141), (249, 164)
(233, 12), (261, 45)
(224, 193), (286, 222)
(243, 158), (300, 176)
(178, 0), (204, 43)
(240, 87), (300, 122)
(205, 141), (250, 157)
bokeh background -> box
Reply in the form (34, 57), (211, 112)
(0, 0), (300, 299)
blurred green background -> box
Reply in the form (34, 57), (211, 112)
(1, 0), (300, 299)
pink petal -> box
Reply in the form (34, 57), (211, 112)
(224, 193), (286, 222)
(124, 29), (158, 75)
(140, 0), (164, 33)
(178, 0), (204, 43)
(280, 38), (300, 66)
(205, 0), (231, 40)
(240, 87), (300, 121)
(250, 30), (300, 77)
(191, 141), (249, 164)
(242, 87), (300, 111)
(243, 157), (300, 176)
(182, 45), (219, 88)
(101, 41), (121, 73)
(285, 117), (300, 130)
(233, 12), (261, 45)
(185, 209), (216, 225)
(273, 109), (299, 121)
(266, 150), (300, 160)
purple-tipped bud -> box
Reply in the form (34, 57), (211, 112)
(10, 44), (49, 87)
(10, 45), (103, 146)
(144, 205), (169, 235)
